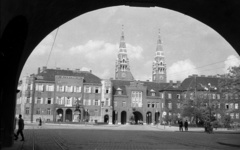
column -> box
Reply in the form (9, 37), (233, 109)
(80, 108), (83, 122)
(62, 108), (66, 122)
(151, 112), (155, 125)
(118, 111), (121, 125)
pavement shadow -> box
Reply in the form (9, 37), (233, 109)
(217, 142), (240, 148)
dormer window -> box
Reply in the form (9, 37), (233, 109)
(150, 89), (155, 96)
(117, 87), (122, 95)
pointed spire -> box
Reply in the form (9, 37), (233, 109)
(156, 28), (163, 51)
(120, 25), (126, 48)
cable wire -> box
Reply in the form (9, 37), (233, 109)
(45, 27), (59, 67)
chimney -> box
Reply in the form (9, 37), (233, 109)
(201, 75), (205, 77)
(42, 66), (47, 72)
(38, 67), (40, 74)
(56, 67), (61, 70)
(176, 81), (181, 86)
(169, 80), (173, 86)
(90, 70), (92, 73)
(76, 69), (80, 71)
(67, 68), (69, 70)
(192, 74), (198, 77)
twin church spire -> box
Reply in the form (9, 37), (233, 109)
(115, 26), (166, 83)
(115, 25), (134, 80)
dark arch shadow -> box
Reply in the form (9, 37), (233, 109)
(1, 1), (240, 148)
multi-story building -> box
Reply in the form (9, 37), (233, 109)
(16, 67), (104, 123)
(101, 79), (113, 124)
(180, 75), (240, 123)
(16, 28), (240, 125)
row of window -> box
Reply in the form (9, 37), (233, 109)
(35, 84), (111, 94)
(25, 107), (51, 115)
(215, 113), (240, 119)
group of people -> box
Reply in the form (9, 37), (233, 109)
(178, 119), (188, 132)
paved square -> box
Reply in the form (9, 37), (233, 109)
(4, 124), (240, 150)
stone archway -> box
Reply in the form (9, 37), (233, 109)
(65, 109), (72, 122)
(121, 111), (127, 124)
(2, 0), (240, 147)
(56, 109), (63, 122)
(146, 112), (152, 124)
(155, 112), (160, 124)
(133, 111), (143, 124)
(104, 115), (109, 123)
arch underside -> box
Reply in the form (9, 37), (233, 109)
(1, 0), (240, 147)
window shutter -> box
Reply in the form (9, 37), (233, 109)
(98, 100), (100, 106)
(73, 86), (76, 92)
(56, 97), (58, 104)
(30, 97), (32, 103)
(56, 85), (59, 92)
(35, 97), (37, 104)
(89, 87), (91, 93)
(89, 99), (91, 105)
(30, 84), (33, 90)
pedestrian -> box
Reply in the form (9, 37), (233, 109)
(14, 114), (24, 141)
(178, 119), (183, 131)
(184, 120), (188, 131)
(39, 117), (42, 128)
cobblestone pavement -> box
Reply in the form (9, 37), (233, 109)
(3, 123), (240, 150)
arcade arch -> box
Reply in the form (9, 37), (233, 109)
(1, 0), (240, 147)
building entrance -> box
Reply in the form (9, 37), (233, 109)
(121, 111), (127, 124)
(56, 109), (63, 122)
(104, 115), (109, 123)
(133, 111), (143, 124)
(155, 112), (160, 124)
(146, 112), (152, 124)
(65, 109), (72, 122)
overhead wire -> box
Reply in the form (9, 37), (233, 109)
(45, 27), (59, 67)
(167, 57), (240, 78)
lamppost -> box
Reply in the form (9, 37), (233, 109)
(203, 83), (217, 123)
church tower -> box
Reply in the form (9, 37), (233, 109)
(115, 25), (134, 80)
(152, 29), (167, 83)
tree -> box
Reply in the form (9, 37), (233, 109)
(219, 65), (240, 123)
(219, 65), (240, 98)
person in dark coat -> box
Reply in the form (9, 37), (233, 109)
(14, 114), (24, 141)
(178, 119), (183, 131)
(184, 120), (189, 131)
(39, 117), (42, 127)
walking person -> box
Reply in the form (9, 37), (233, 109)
(39, 117), (42, 128)
(184, 120), (189, 131)
(178, 119), (183, 132)
(14, 114), (24, 141)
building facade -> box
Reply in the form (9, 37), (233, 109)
(16, 28), (239, 125)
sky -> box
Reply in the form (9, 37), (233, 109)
(20, 6), (240, 82)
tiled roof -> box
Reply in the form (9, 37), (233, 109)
(111, 80), (172, 96)
(36, 69), (101, 84)
(180, 76), (220, 92)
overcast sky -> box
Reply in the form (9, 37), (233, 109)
(20, 6), (240, 82)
